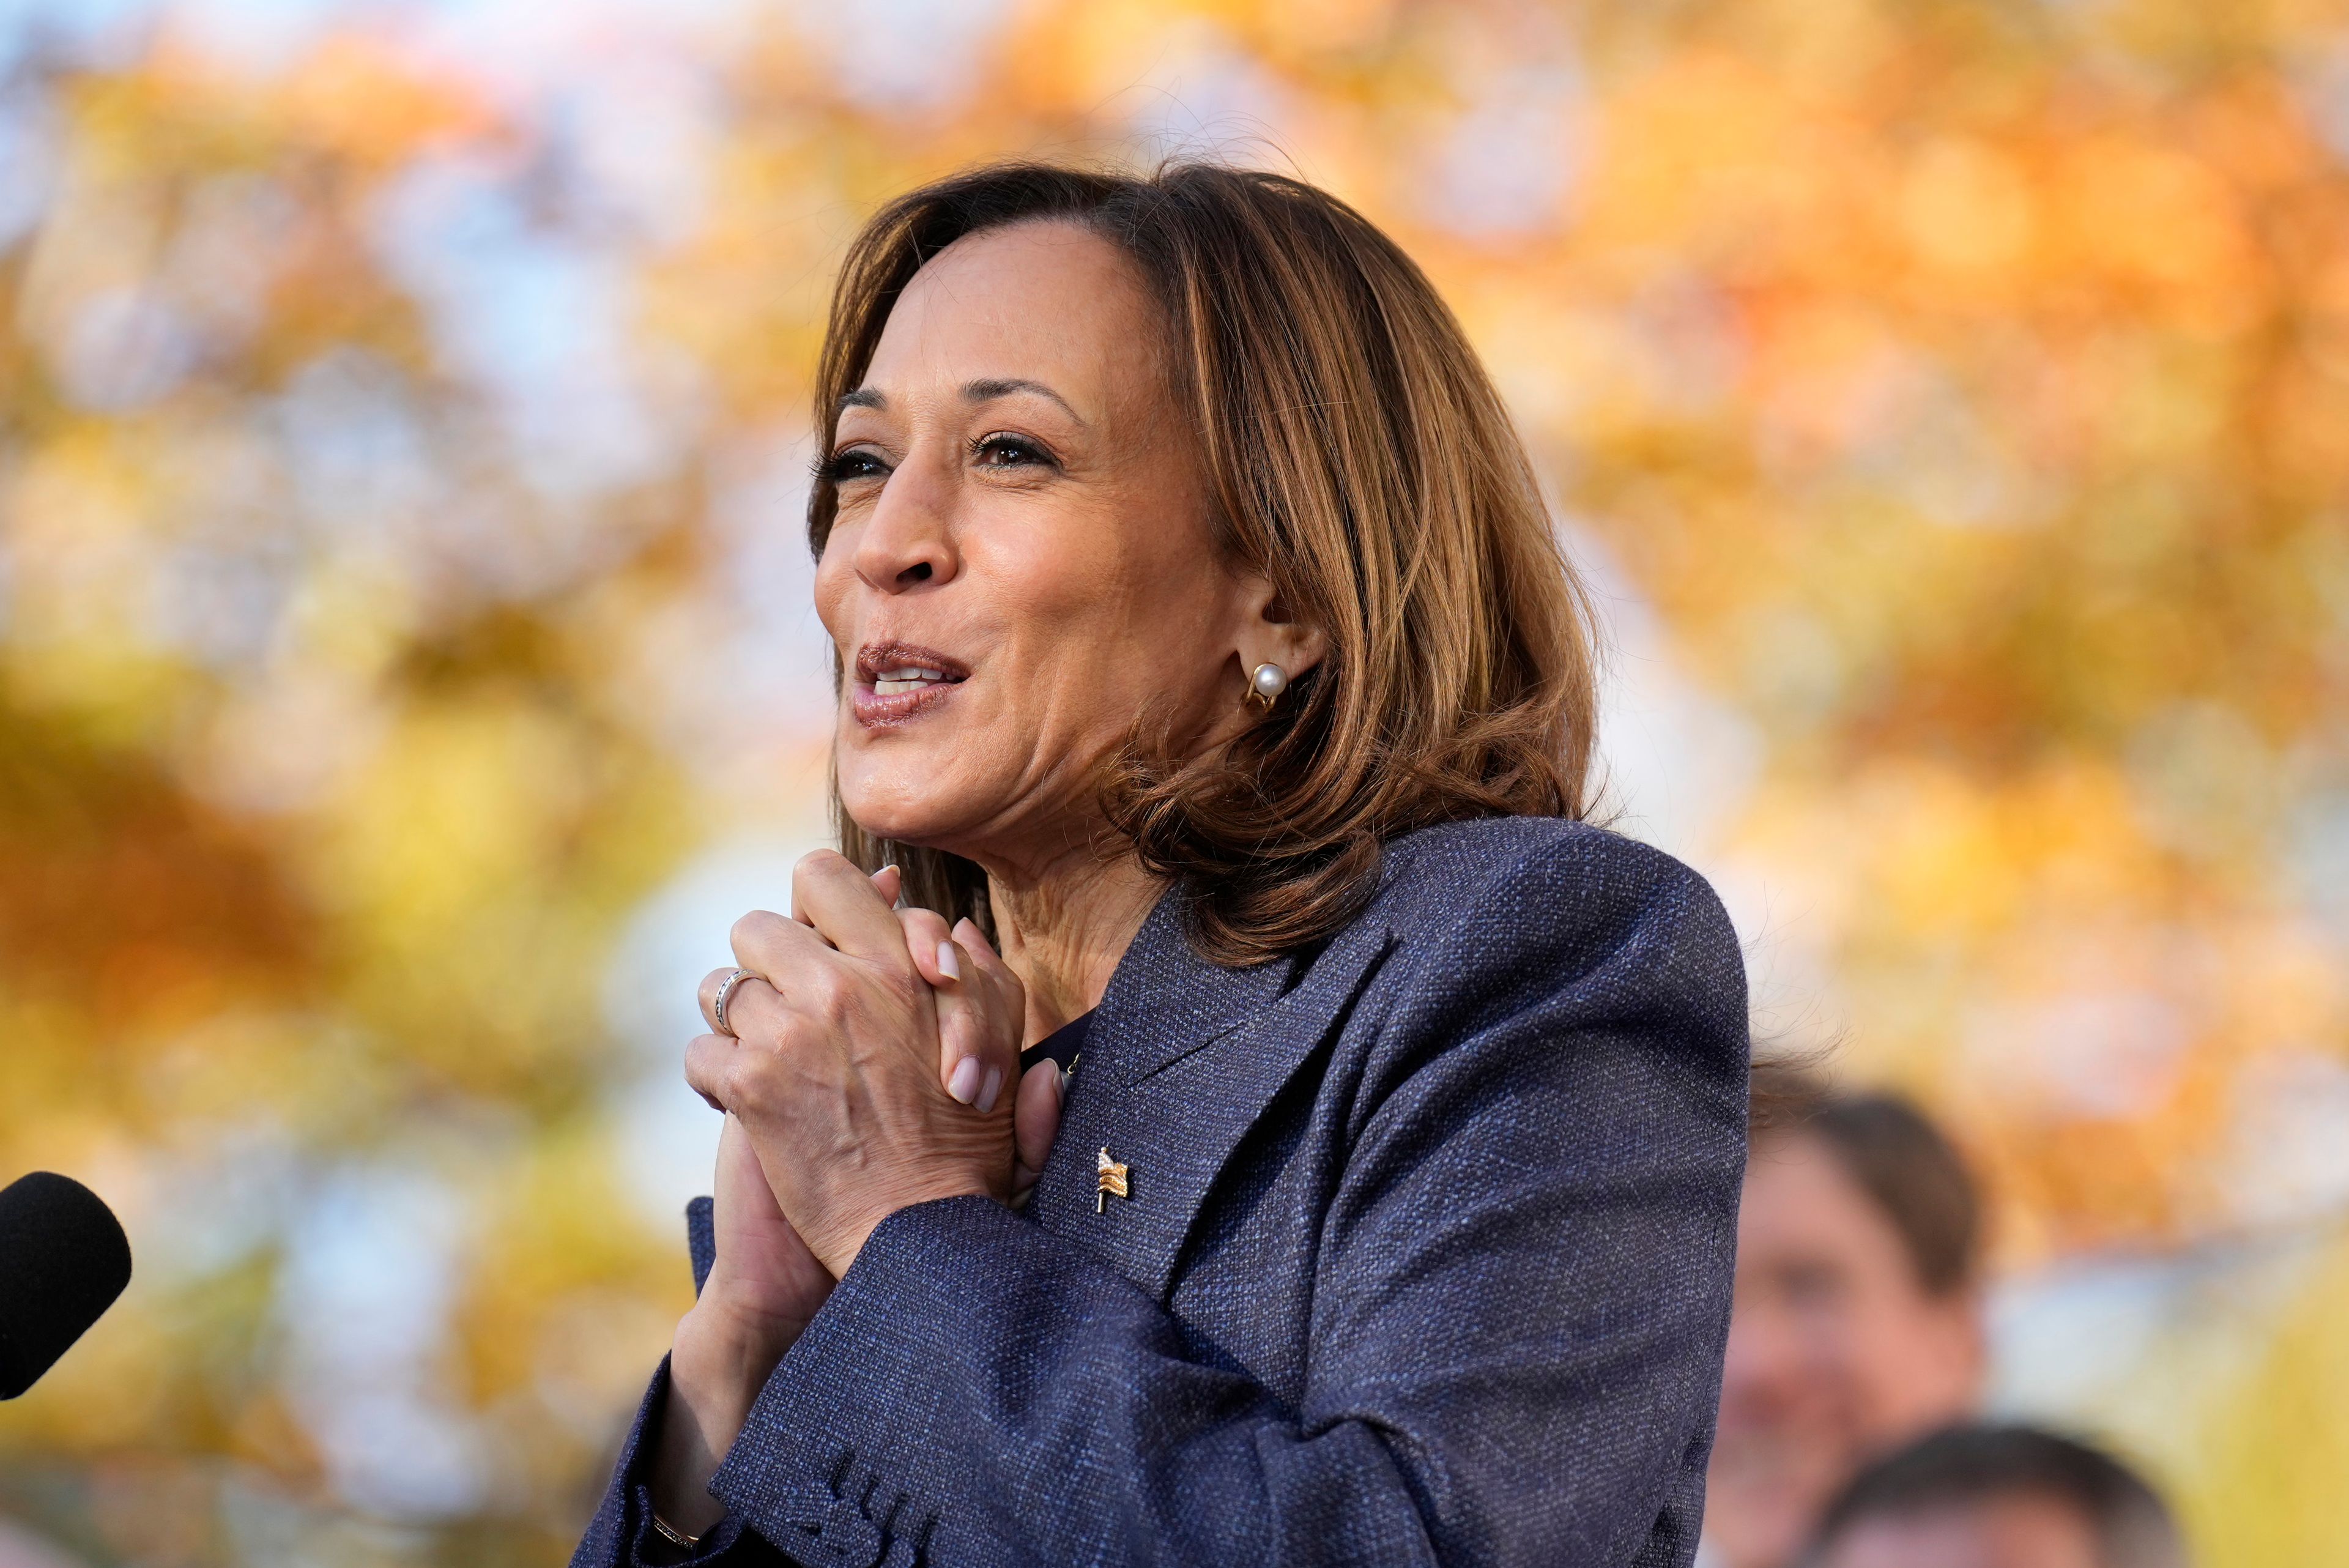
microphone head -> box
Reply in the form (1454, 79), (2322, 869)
(0, 1172), (133, 1400)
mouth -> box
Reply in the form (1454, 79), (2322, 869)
(851, 641), (969, 726)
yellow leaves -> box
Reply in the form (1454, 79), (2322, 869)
(281, 37), (499, 169)
(302, 685), (689, 1099)
(319, 697), (597, 935)
(1888, 122), (2266, 332)
(2191, 1228), (2349, 1567)
(3, 0), (2347, 1548)
(1871, 763), (2043, 941)
(1011, 0), (1195, 116)
(1583, 51), (1853, 266)
(1898, 138), (2037, 288)
(453, 1123), (687, 1402)
(1738, 754), (2167, 966)
(1253, 0), (1405, 60)
(0, 702), (315, 1046)
(2049, 136), (2262, 331)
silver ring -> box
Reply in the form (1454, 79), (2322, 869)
(713, 967), (755, 1036)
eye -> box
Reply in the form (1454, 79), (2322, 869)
(971, 432), (1055, 470)
(819, 445), (889, 484)
(1781, 1260), (1847, 1310)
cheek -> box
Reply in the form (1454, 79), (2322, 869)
(813, 533), (856, 644)
(974, 518), (1219, 686)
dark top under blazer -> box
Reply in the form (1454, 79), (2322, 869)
(574, 817), (1750, 1567)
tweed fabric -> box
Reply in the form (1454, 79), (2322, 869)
(573, 818), (1749, 1567)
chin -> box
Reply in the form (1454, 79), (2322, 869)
(836, 759), (976, 852)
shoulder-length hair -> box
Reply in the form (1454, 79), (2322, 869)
(811, 161), (1597, 965)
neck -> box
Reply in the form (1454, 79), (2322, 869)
(983, 844), (1163, 1047)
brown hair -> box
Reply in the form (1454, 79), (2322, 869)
(811, 162), (1597, 963)
(1749, 1058), (1984, 1298)
(1814, 1425), (2184, 1568)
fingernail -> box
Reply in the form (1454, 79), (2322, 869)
(976, 1066), (1004, 1114)
(1054, 1066), (1069, 1104)
(937, 940), (960, 981)
(948, 1055), (982, 1104)
(877, 863), (899, 878)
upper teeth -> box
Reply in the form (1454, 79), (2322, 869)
(874, 667), (948, 694)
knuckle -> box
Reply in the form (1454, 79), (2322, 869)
(877, 957), (922, 1003)
(730, 908), (782, 951)
(806, 965), (853, 1023)
(724, 1042), (785, 1111)
(795, 847), (848, 882)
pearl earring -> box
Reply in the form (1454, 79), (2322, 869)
(1245, 661), (1288, 711)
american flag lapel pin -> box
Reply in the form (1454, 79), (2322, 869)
(1096, 1147), (1130, 1213)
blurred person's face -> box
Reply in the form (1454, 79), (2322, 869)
(1815, 1495), (2104, 1568)
(1704, 1131), (1986, 1568)
(815, 220), (1311, 879)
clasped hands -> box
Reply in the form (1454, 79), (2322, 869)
(683, 851), (1061, 1357)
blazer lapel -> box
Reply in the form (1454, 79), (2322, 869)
(1034, 894), (1395, 1298)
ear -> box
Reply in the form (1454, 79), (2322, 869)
(1236, 573), (1327, 682)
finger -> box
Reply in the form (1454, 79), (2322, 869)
(892, 905), (986, 1098)
(952, 916), (1028, 1076)
(699, 965), (785, 1038)
(685, 1032), (738, 1112)
(952, 916), (1006, 973)
(729, 906), (829, 982)
(698, 965), (735, 1033)
(933, 942), (1013, 1110)
(913, 913), (1017, 1112)
(714, 1113), (783, 1220)
(697, 964), (764, 1035)
(950, 918), (1021, 1019)
(790, 849), (911, 962)
(1014, 1058), (1063, 1176)
(893, 905), (959, 990)
(870, 863), (902, 908)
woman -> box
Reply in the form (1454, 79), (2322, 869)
(575, 162), (1748, 1568)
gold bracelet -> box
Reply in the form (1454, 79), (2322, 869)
(651, 1512), (704, 1551)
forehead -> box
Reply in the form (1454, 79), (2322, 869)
(1828, 1494), (2104, 1568)
(1740, 1132), (1902, 1251)
(1745, 1130), (1866, 1210)
(862, 220), (1160, 396)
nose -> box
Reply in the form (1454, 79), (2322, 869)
(853, 448), (959, 594)
(1720, 1298), (1800, 1405)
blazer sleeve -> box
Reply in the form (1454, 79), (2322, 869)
(702, 837), (1748, 1567)
(571, 1201), (806, 1568)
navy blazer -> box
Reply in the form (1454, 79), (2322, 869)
(574, 818), (1748, 1567)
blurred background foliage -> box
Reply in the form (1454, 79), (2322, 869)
(2, 0), (2347, 1562)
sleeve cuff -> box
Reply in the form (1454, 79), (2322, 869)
(707, 1196), (1036, 1554)
(628, 1480), (753, 1566)
(612, 1356), (760, 1567)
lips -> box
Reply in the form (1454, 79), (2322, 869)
(851, 641), (968, 726)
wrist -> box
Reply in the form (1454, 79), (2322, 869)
(812, 1180), (986, 1277)
(653, 1300), (797, 1536)
(676, 1290), (803, 1387)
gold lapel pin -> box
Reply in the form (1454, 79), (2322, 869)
(1096, 1148), (1130, 1213)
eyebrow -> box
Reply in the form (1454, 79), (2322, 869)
(836, 378), (1085, 425)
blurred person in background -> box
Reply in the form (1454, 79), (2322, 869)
(0, 1520), (85, 1568)
(1702, 1061), (1987, 1568)
(1806, 1424), (2188, 1568)
(576, 160), (1750, 1566)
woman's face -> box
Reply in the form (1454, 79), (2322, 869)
(815, 220), (1298, 876)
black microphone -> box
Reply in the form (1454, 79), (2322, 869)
(0, 1172), (133, 1399)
